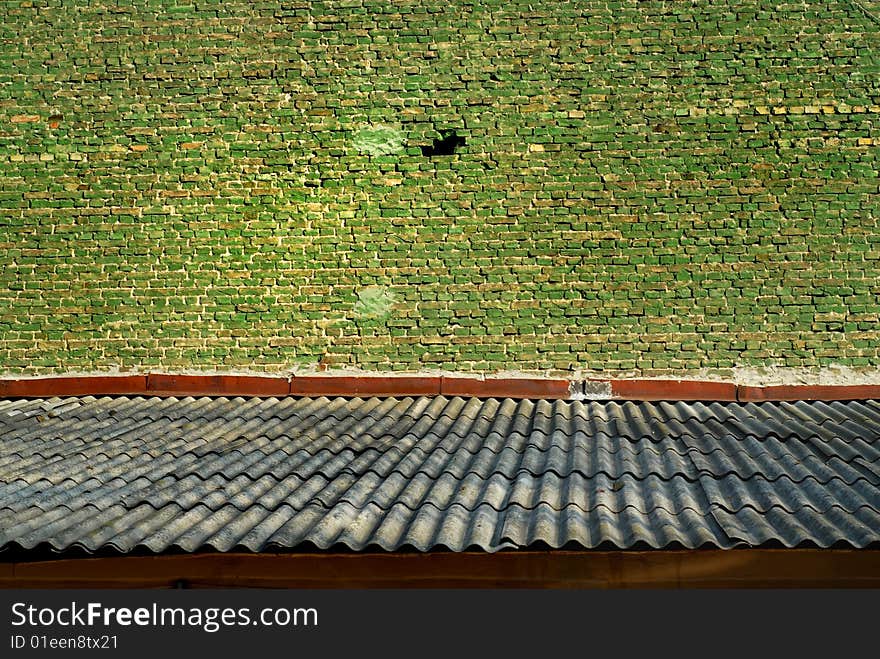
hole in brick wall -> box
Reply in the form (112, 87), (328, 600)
(421, 130), (465, 156)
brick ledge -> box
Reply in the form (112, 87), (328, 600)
(1, 374), (879, 401)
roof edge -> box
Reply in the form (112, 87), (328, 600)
(0, 374), (879, 401)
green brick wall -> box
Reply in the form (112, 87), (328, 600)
(1, 0), (879, 374)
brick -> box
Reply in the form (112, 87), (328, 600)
(0, 376), (147, 397)
(611, 380), (738, 401)
(441, 377), (573, 399)
(289, 376), (441, 397)
(738, 385), (880, 402)
(146, 374), (289, 397)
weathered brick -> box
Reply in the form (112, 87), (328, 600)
(0, 1), (878, 376)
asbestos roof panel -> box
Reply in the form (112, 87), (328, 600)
(0, 395), (878, 553)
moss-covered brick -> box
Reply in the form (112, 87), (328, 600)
(0, 0), (879, 375)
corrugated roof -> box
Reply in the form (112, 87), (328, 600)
(0, 395), (878, 553)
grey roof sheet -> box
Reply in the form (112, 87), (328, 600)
(0, 395), (878, 553)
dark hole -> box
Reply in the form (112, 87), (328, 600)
(421, 131), (465, 156)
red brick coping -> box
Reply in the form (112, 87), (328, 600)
(0, 374), (878, 401)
